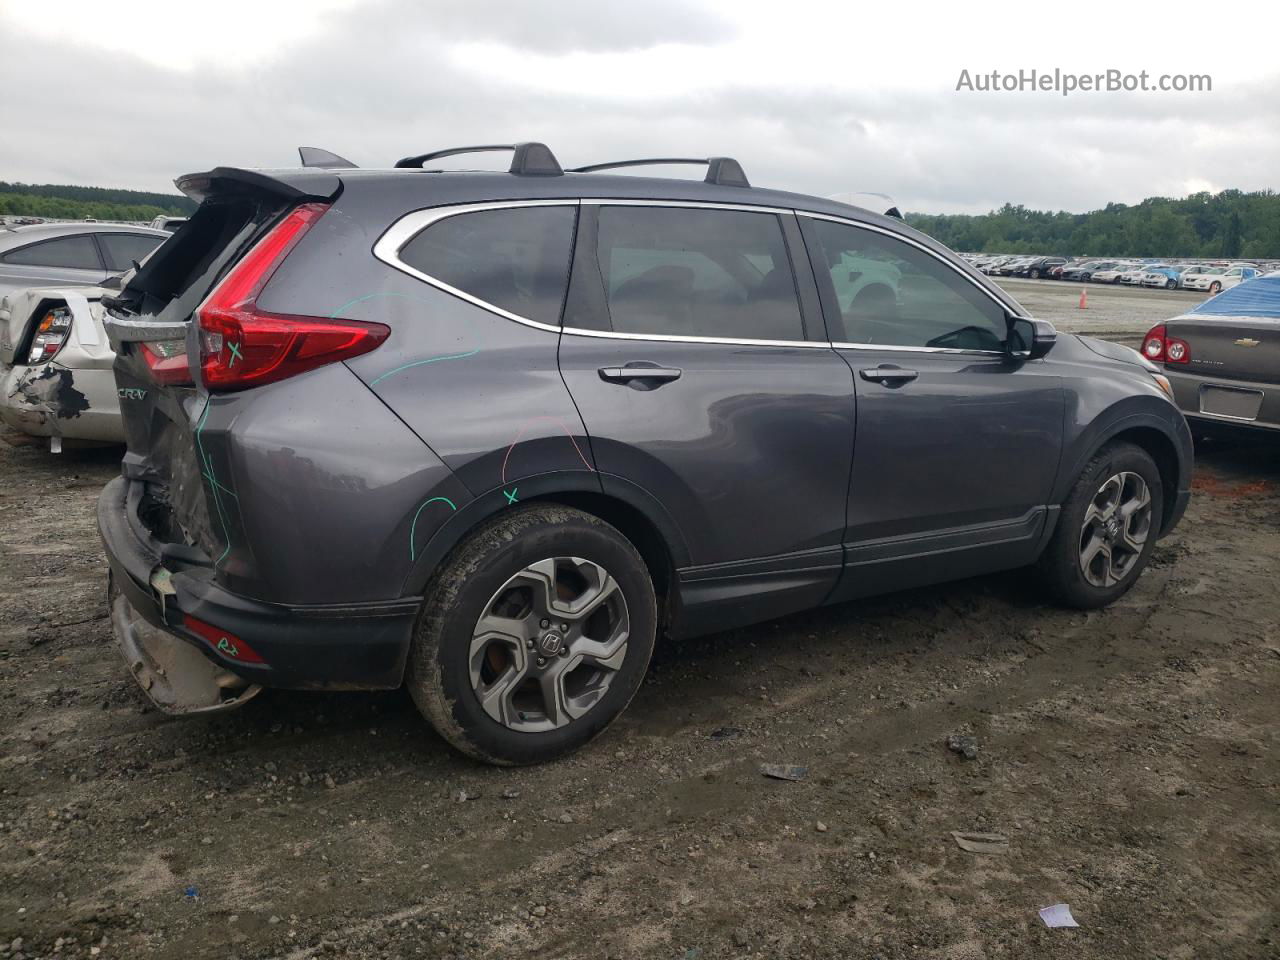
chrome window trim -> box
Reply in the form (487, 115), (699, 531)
(829, 341), (1005, 357)
(375, 197), (815, 346)
(561, 326), (830, 348)
(580, 198), (792, 215)
(373, 198), (1011, 354)
(372, 199), (578, 334)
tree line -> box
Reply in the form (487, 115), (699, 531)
(906, 189), (1280, 260)
(0, 181), (193, 223)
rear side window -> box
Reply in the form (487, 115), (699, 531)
(591, 206), (804, 341)
(1, 235), (101, 270)
(99, 233), (165, 272)
(805, 219), (1007, 351)
(399, 206), (576, 327)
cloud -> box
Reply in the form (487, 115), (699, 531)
(0, 0), (1275, 215)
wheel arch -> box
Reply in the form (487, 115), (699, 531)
(400, 470), (690, 630)
(1056, 409), (1190, 537)
(1105, 425), (1182, 534)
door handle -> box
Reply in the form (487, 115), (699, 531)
(859, 366), (918, 385)
(598, 365), (683, 384)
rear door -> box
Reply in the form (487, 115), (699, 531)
(798, 214), (1064, 600)
(557, 202), (855, 633)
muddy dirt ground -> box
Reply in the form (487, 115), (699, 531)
(2, 431), (1279, 958)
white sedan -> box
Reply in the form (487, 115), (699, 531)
(1181, 265), (1262, 294)
(1092, 264), (1142, 284)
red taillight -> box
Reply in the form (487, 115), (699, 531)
(1141, 323), (1190, 364)
(1141, 324), (1166, 361)
(141, 340), (193, 385)
(183, 614), (265, 664)
(25, 307), (73, 364)
(197, 202), (389, 391)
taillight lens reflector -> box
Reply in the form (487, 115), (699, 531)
(141, 340), (193, 385)
(183, 614), (265, 664)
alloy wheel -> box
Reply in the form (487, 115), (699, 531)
(469, 557), (630, 733)
(1078, 471), (1153, 588)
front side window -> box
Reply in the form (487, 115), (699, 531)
(99, 233), (166, 272)
(805, 219), (1008, 351)
(591, 206), (804, 341)
(1, 235), (101, 270)
(398, 205), (576, 327)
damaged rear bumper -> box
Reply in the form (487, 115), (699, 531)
(1, 363), (124, 442)
(97, 475), (421, 694)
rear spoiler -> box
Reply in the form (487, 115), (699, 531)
(174, 166), (342, 204)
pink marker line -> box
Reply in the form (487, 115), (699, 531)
(501, 416), (596, 485)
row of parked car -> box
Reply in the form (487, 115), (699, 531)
(966, 254), (1271, 293)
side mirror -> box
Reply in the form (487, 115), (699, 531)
(1007, 316), (1057, 360)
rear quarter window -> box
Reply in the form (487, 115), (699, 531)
(398, 206), (576, 327)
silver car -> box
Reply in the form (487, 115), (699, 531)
(0, 222), (168, 298)
(0, 278), (128, 447)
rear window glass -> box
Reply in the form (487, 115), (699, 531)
(99, 233), (165, 272)
(592, 206), (804, 341)
(399, 206), (576, 327)
(2, 235), (101, 270)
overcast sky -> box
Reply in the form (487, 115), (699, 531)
(0, 0), (1276, 214)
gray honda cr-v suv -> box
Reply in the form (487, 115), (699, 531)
(98, 143), (1192, 764)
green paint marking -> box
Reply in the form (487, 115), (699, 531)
(370, 350), (479, 387)
(409, 496), (458, 562)
(194, 401), (234, 569)
(503, 488), (519, 505)
(327, 291), (434, 319)
(216, 636), (240, 657)
(203, 471), (239, 499)
(328, 292), (481, 385)
(227, 341), (243, 367)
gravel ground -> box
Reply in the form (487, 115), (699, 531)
(1, 322), (1278, 959)
(992, 277), (1204, 345)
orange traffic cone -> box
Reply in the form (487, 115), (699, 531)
(1078, 289), (1088, 309)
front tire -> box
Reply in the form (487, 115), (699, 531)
(407, 504), (657, 765)
(1037, 442), (1163, 609)
(1209, 281), (1222, 294)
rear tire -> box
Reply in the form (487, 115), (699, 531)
(1209, 281), (1222, 294)
(1037, 442), (1163, 609)
(406, 504), (657, 765)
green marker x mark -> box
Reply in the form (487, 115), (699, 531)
(227, 341), (243, 366)
(503, 488), (519, 505)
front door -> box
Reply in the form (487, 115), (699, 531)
(798, 215), (1064, 600)
(557, 203), (855, 633)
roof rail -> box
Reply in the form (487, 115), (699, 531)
(393, 142), (563, 176)
(299, 146), (358, 169)
(565, 156), (750, 188)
